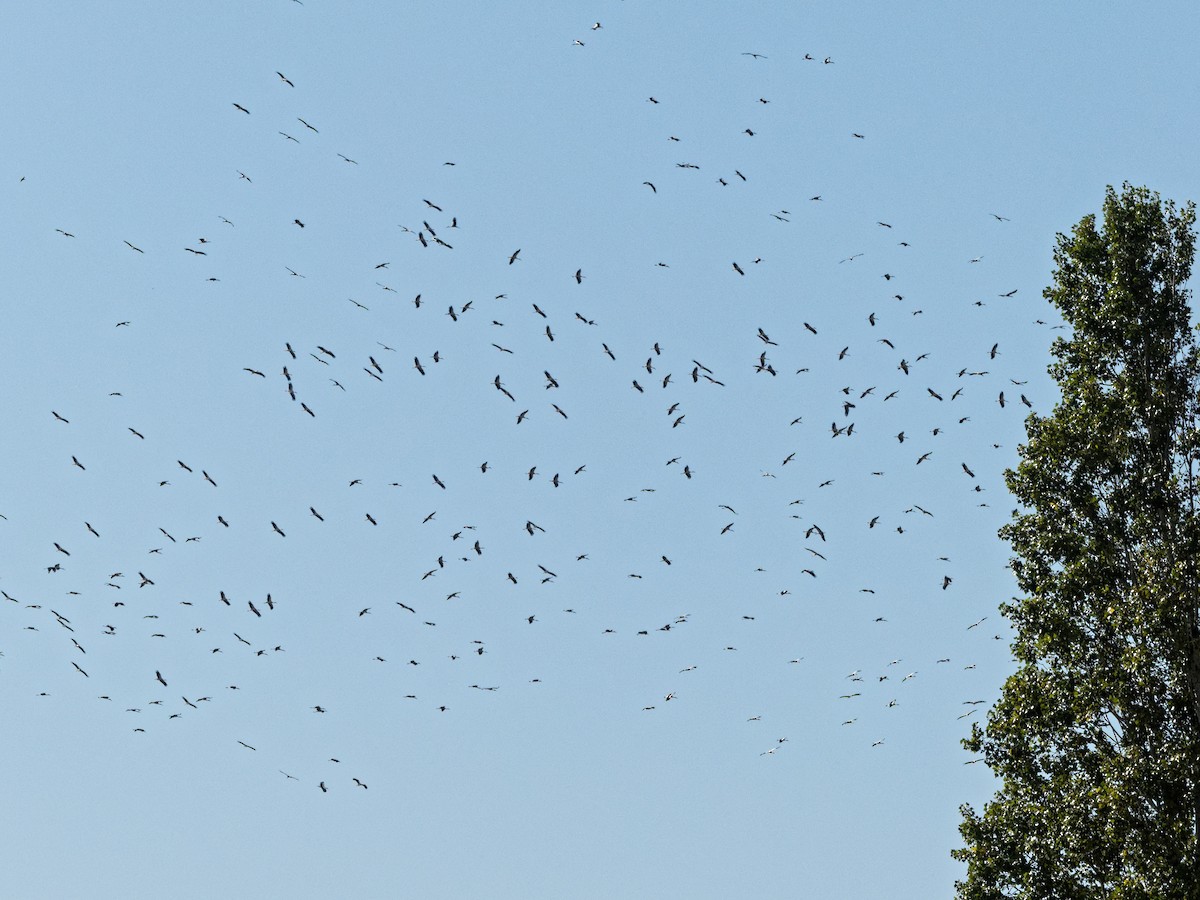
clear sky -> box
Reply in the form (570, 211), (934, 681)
(2, 3), (1197, 898)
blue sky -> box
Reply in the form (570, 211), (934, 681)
(3, 3), (1198, 898)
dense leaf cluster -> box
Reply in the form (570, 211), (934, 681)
(955, 186), (1200, 898)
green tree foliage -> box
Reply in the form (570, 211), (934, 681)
(954, 185), (1200, 898)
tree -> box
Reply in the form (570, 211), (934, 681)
(954, 184), (1200, 898)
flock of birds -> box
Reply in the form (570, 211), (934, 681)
(5, 22), (1051, 793)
